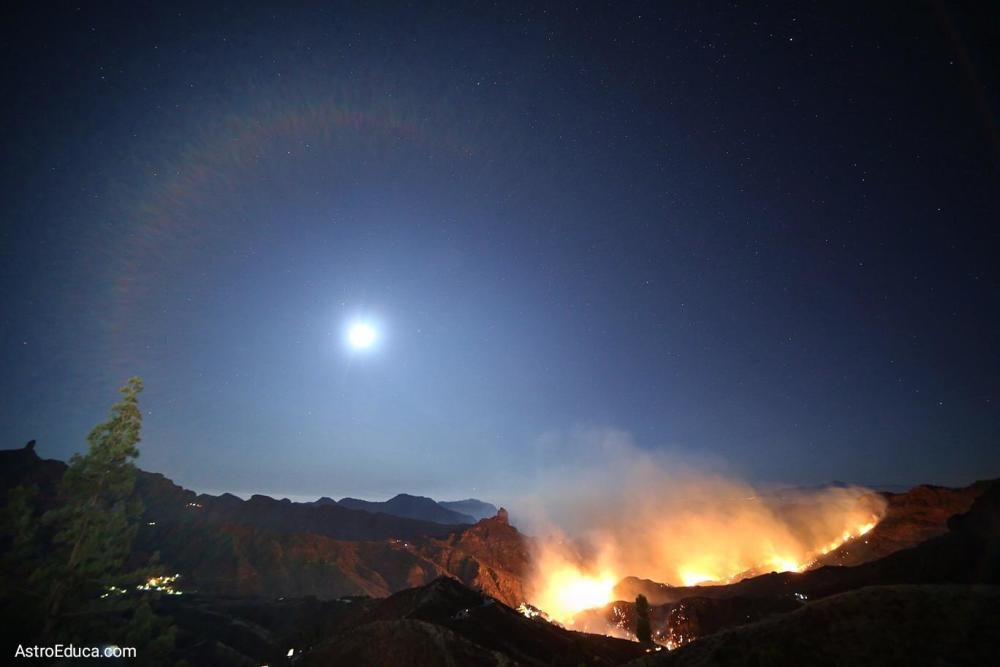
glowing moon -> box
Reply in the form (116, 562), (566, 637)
(346, 321), (378, 349)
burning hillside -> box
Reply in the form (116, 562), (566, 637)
(527, 493), (883, 625)
(517, 432), (887, 624)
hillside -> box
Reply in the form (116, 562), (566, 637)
(602, 480), (1000, 647)
(626, 585), (1000, 666)
(616, 478), (999, 607)
(811, 480), (990, 568)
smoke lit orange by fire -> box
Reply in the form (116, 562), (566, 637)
(519, 430), (888, 625)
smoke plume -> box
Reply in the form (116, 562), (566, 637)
(511, 429), (886, 622)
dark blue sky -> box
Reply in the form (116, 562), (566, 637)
(2, 1), (998, 500)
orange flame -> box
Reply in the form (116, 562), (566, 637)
(530, 509), (883, 622)
(529, 548), (617, 623)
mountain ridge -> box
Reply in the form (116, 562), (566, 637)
(337, 493), (477, 525)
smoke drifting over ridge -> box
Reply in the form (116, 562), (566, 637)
(511, 430), (887, 622)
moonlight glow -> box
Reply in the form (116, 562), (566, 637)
(347, 321), (378, 350)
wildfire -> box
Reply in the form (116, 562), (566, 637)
(678, 569), (717, 587)
(526, 460), (888, 629)
(667, 513), (882, 588)
(819, 516), (879, 555)
(766, 556), (804, 573)
(531, 564), (616, 624)
(529, 512), (883, 626)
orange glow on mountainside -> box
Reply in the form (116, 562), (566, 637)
(530, 511), (883, 624)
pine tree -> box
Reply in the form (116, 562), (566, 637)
(635, 593), (652, 643)
(1, 483), (44, 635)
(40, 377), (145, 637)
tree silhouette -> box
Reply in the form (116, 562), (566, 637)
(39, 377), (145, 636)
(635, 593), (652, 643)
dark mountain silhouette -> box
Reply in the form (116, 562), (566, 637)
(136, 471), (461, 542)
(338, 493), (477, 524)
(148, 576), (648, 666)
(0, 441), (64, 509)
(305, 494), (497, 525)
(625, 585), (1000, 667)
(441, 498), (499, 521)
(313, 576), (647, 666)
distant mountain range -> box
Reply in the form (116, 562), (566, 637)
(331, 493), (496, 525)
(439, 498), (499, 521)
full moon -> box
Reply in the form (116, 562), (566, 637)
(347, 321), (378, 350)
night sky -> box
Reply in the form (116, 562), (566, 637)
(2, 2), (998, 501)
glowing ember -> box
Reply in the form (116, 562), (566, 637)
(517, 603), (544, 620)
(819, 515), (880, 556)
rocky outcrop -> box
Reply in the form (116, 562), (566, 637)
(405, 509), (531, 606)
